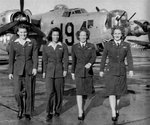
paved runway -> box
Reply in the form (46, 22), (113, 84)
(0, 56), (150, 125)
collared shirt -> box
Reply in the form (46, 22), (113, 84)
(80, 42), (86, 47)
(14, 38), (31, 46)
(48, 41), (62, 50)
(114, 40), (121, 46)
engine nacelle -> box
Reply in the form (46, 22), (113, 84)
(11, 11), (31, 23)
(0, 9), (32, 27)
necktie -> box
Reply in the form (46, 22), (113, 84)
(82, 44), (84, 48)
(117, 43), (120, 46)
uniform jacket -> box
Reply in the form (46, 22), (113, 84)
(42, 42), (69, 78)
(100, 40), (133, 76)
(9, 38), (38, 75)
(71, 42), (96, 77)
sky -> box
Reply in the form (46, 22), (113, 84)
(0, 0), (150, 21)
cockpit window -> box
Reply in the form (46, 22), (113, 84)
(88, 20), (94, 28)
(62, 8), (87, 17)
(62, 11), (71, 17)
(74, 10), (81, 14)
(81, 9), (87, 13)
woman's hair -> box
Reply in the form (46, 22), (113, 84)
(76, 28), (90, 40)
(111, 26), (125, 40)
(47, 27), (62, 42)
(14, 23), (29, 35)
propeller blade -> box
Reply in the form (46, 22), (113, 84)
(20, 21), (45, 37)
(96, 7), (100, 12)
(20, 0), (24, 13)
(27, 23), (45, 37)
(17, 21), (45, 37)
(116, 11), (126, 21)
(0, 21), (45, 37)
(0, 21), (19, 36)
(128, 12), (136, 21)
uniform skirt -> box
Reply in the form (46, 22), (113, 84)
(75, 77), (95, 95)
(104, 75), (127, 97)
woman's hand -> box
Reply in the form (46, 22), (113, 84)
(63, 71), (67, 77)
(32, 68), (37, 76)
(129, 71), (134, 77)
(99, 71), (104, 77)
(8, 74), (13, 79)
(85, 63), (92, 69)
(71, 73), (75, 80)
(42, 72), (46, 78)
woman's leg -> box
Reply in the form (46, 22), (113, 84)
(76, 95), (84, 116)
(14, 75), (24, 119)
(82, 95), (87, 110)
(109, 95), (117, 117)
(45, 77), (55, 115)
(45, 77), (55, 121)
(31, 76), (36, 113)
(116, 96), (120, 114)
(54, 78), (64, 115)
(24, 74), (32, 119)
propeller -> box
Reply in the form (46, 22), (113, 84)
(0, 0), (45, 37)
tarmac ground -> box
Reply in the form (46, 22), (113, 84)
(0, 55), (150, 125)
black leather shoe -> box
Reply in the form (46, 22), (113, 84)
(112, 116), (117, 121)
(116, 112), (119, 119)
(46, 114), (53, 122)
(25, 114), (31, 120)
(78, 113), (85, 121)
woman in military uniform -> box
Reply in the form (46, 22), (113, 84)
(71, 28), (96, 121)
(8, 24), (38, 120)
(99, 26), (134, 122)
(42, 27), (69, 121)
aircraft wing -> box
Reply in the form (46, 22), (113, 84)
(127, 39), (150, 48)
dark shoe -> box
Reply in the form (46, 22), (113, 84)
(54, 112), (60, 117)
(17, 110), (23, 119)
(116, 112), (119, 119)
(46, 114), (53, 122)
(112, 116), (117, 121)
(25, 114), (31, 120)
(78, 113), (85, 121)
